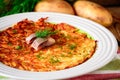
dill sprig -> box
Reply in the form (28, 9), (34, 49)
(0, 0), (9, 17)
(0, 0), (40, 17)
(35, 28), (57, 38)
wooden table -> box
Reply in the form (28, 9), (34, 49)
(107, 7), (120, 50)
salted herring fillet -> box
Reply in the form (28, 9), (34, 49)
(31, 38), (47, 50)
(26, 33), (56, 50)
(42, 37), (55, 47)
(26, 33), (36, 44)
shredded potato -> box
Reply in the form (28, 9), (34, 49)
(0, 17), (96, 72)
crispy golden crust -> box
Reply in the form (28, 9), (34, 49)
(0, 17), (96, 72)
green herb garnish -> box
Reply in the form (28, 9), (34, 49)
(69, 44), (76, 50)
(0, 0), (40, 17)
(36, 55), (44, 59)
(13, 29), (17, 34)
(36, 55), (40, 58)
(49, 56), (60, 64)
(36, 52), (44, 60)
(15, 45), (22, 50)
(68, 52), (72, 54)
(35, 28), (57, 38)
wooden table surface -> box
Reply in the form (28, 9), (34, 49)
(107, 7), (120, 50)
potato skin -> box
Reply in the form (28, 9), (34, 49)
(74, 1), (113, 27)
(35, 0), (75, 15)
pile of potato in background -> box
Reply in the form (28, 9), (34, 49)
(34, 0), (113, 27)
(0, 0), (114, 27)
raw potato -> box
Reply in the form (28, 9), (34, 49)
(34, 0), (75, 15)
(74, 1), (113, 27)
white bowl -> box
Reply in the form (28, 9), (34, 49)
(0, 12), (118, 80)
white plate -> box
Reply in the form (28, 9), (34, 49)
(0, 12), (118, 80)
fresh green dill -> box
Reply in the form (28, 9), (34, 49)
(36, 55), (44, 59)
(0, 0), (40, 17)
(69, 44), (76, 50)
(36, 55), (40, 58)
(13, 29), (17, 34)
(15, 45), (22, 50)
(36, 52), (44, 60)
(0, 0), (75, 17)
(49, 56), (60, 64)
(35, 29), (57, 38)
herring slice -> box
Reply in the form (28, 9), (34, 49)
(31, 38), (47, 50)
(26, 33), (36, 44)
(43, 37), (55, 47)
